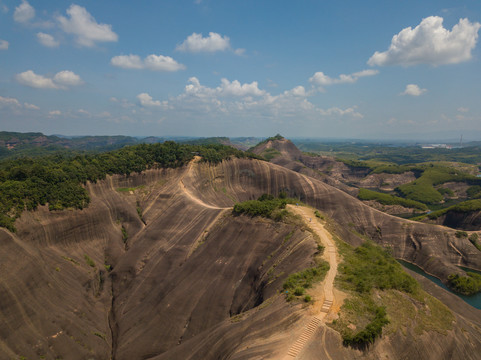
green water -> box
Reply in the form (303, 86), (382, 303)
(397, 260), (481, 310)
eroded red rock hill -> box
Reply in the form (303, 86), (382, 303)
(0, 157), (480, 359)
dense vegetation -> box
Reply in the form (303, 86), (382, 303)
(232, 193), (295, 221)
(332, 241), (419, 347)
(0, 142), (259, 231)
(412, 199), (481, 221)
(358, 188), (427, 210)
(395, 165), (477, 204)
(447, 272), (481, 295)
(295, 140), (481, 165)
(337, 241), (418, 294)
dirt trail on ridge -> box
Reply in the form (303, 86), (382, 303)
(283, 205), (339, 359)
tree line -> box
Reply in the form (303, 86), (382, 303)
(0, 142), (260, 231)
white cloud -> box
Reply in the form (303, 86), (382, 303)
(319, 107), (363, 118)
(0, 96), (21, 108)
(77, 109), (91, 116)
(457, 107), (469, 113)
(0, 96), (41, 111)
(111, 54), (185, 72)
(234, 48), (246, 56)
(168, 77), (363, 123)
(58, 4), (118, 47)
(14, 0), (34, 23)
(16, 70), (83, 89)
(16, 70), (58, 89)
(309, 69), (378, 88)
(24, 102), (39, 110)
(401, 84), (427, 96)
(37, 32), (59, 48)
(137, 93), (163, 107)
(144, 54), (185, 71)
(48, 110), (61, 116)
(110, 54), (143, 69)
(0, 39), (8, 50)
(176, 32), (231, 52)
(368, 16), (481, 66)
(217, 78), (265, 97)
(53, 70), (83, 86)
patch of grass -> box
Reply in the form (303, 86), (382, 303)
(358, 188), (428, 210)
(331, 240), (423, 348)
(447, 272), (481, 295)
(62, 256), (79, 265)
(437, 187), (454, 197)
(338, 241), (418, 294)
(282, 261), (330, 300)
(469, 233), (481, 251)
(121, 226), (128, 242)
(455, 230), (468, 238)
(84, 254), (95, 268)
(262, 148), (282, 161)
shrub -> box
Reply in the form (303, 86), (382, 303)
(282, 262), (330, 298)
(232, 193), (295, 220)
(455, 231), (468, 238)
(342, 306), (389, 347)
(447, 272), (481, 295)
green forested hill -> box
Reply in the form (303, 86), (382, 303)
(0, 142), (259, 231)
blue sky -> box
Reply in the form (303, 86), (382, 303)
(0, 0), (480, 140)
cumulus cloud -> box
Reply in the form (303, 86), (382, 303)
(13, 0), (34, 23)
(168, 77), (363, 122)
(58, 4), (118, 47)
(217, 78), (265, 97)
(37, 32), (59, 47)
(53, 70), (83, 86)
(0, 39), (8, 50)
(0, 96), (21, 108)
(176, 32), (231, 52)
(16, 70), (58, 89)
(144, 55), (186, 71)
(368, 16), (481, 66)
(110, 54), (143, 69)
(111, 54), (185, 72)
(457, 107), (469, 113)
(401, 84), (427, 96)
(309, 69), (378, 88)
(49, 110), (61, 116)
(16, 70), (83, 89)
(137, 93), (163, 107)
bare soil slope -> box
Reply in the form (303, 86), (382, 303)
(0, 158), (480, 359)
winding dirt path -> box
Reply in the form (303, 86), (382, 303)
(283, 205), (339, 359)
(179, 157), (230, 210)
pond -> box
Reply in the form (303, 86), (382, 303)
(397, 259), (481, 310)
